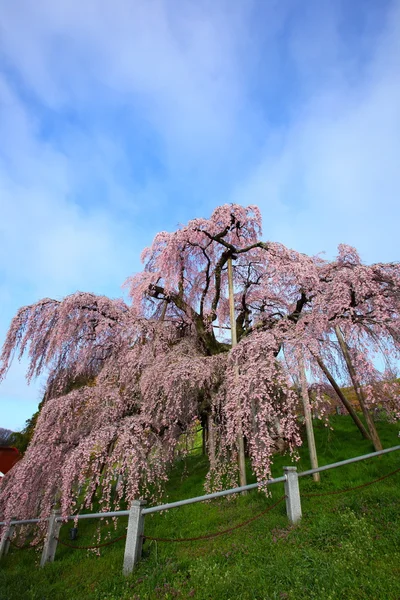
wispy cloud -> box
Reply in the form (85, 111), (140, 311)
(1, 0), (399, 429)
(234, 0), (400, 262)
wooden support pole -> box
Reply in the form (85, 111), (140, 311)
(227, 256), (247, 489)
(315, 356), (370, 440)
(298, 356), (320, 482)
(335, 326), (382, 452)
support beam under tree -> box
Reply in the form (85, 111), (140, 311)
(335, 326), (383, 452)
(227, 256), (247, 489)
(207, 413), (216, 468)
(298, 355), (320, 482)
(315, 355), (371, 440)
(201, 415), (207, 455)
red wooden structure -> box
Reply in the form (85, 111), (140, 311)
(0, 447), (21, 475)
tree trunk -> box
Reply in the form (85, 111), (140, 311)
(298, 356), (320, 482)
(227, 256), (247, 488)
(315, 355), (371, 440)
(207, 413), (216, 468)
(202, 417), (207, 456)
(334, 326), (382, 451)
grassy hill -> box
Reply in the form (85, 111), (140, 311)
(1, 415), (400, 600)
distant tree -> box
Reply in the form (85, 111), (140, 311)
(0, 428), (13, 447)
(7, 400), (45, 455)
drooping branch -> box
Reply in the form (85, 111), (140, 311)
(0, 293), (128, 386)
(2, 205), (400, 530)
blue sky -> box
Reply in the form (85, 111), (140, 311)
(1, 0), (400, 431)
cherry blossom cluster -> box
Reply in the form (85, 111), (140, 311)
(1, 204), (400, 527)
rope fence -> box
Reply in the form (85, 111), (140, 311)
(1, 444), (399, 574)
(8, 465), (400, 552)
(7, 537), (37, 550)
(55, 532), (127, 550)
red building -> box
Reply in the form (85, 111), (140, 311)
(0, 447), (21, 475)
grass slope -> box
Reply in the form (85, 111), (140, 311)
(1, 416), (400, 600)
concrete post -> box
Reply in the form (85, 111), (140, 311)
(284, 467), (302, 524)
(0, 523), (15, 560)
(40, 510), (62, 567)
(123, 500), (147, 576)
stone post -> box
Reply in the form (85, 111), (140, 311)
(123, 500), (147, 576)
(284, 467), (302, 524)
(0, 523), (15, 560)
(40, 510), (62, 567)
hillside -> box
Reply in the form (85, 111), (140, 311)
(1, 415), (400, 600)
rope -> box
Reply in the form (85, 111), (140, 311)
(303, 466), (400, 498)
(7, 537), (35, 550)
(54, 532), (127, 550)
(7, 535), (44, 550)
(142, 495), (286, 543)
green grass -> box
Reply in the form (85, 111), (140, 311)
(1, 415), (400, 600)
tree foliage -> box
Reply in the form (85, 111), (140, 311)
(0, 428), (13, 447)
(1, 204), (400, 525)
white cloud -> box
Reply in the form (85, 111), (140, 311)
(234, 1), (400, 263)
(1, 0), (400, 429)
(0, 0), (260, 161)
(0, 74), (141, 296)
(0, 72), (142, 427)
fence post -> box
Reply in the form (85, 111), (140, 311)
(123, 500), (147, 576)
(284, 467), (302, 524)
(0, 522), (15, 560)
(40, 510), (61, 567)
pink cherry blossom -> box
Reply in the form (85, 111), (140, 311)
(1, 205), (399, 528)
